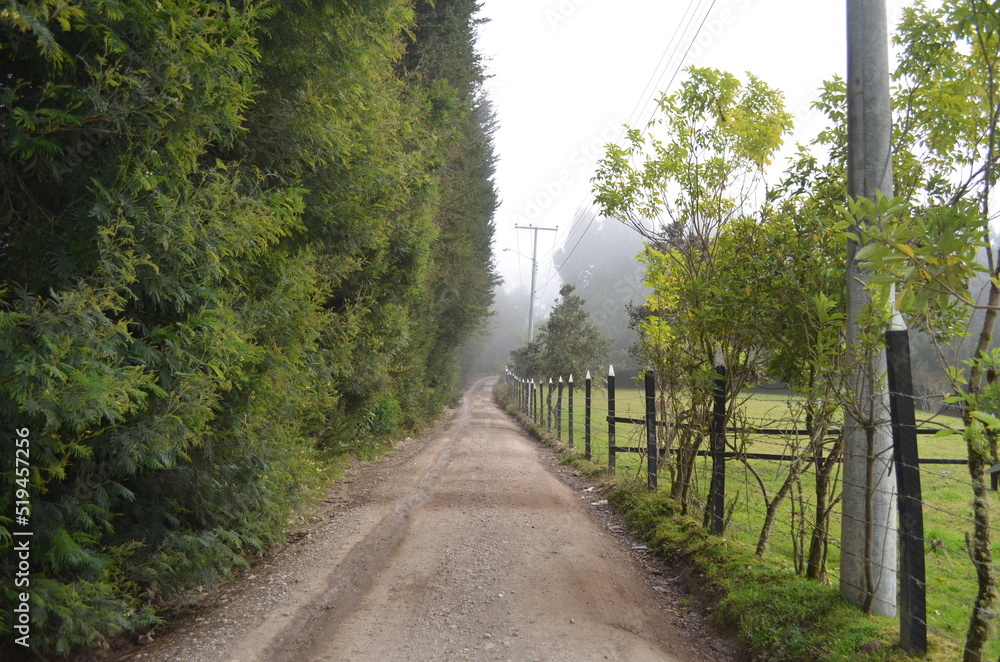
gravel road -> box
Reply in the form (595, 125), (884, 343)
(122, 377), (737, 662)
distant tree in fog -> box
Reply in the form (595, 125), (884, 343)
(509, 284), (611, 381)
(554, 209), (649, 377)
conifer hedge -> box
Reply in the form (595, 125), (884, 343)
(0, 0), (498, 655)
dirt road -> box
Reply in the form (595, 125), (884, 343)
(129, 377), (735, 662)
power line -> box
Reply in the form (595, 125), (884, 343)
(641, 0), (718, 129)
(538, 208), (599, 294)
(515, 227), (524, 292)
(545, 0), (721, 289)
(617, 0), (710, 143)
(514, 224), (558, 341)
(534, 1), (712, 276)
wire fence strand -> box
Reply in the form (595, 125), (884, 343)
(502, 370), (1000, 657)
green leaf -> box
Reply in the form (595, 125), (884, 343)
(970, 410), (1000, 429)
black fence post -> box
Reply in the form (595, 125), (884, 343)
(585, 371), (592, 460)
(538, 378), (543, 427)
(538, 379), (552, 425)
(886, 328), (927, 657)
(547, 378), (553, 430)
(526, 379), (530, 419)
(608, 365), (616, 474)
(568, 375), (575, 448)
(539, 378), (545, 425)
(711, 365), (727, 535)
(557, 376), (564, 441)
(531, 379), (536, 422)
(538, 378), (543, 425)
(645, 370), (657, 491)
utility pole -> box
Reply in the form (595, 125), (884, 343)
(515, 224), (558, 341)
(842, 0), (897, 617)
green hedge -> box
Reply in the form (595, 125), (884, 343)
(0, 0), (497, 655)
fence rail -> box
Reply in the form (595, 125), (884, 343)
(503, 328), (992, 658)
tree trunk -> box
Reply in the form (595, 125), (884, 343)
(673, 431), (702, 517)
(807, 434), (843, 582)
(963, 448), (997, 662)
(962, 279), (1000, 662)
(756, 472), (796, 558)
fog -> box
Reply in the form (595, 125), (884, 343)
(463, 209), (650, 380)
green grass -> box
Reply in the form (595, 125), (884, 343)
(609, 481), (903, 662)
(507, 381), (997, 660)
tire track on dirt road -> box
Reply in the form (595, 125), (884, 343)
(262, 382), (479, 661)
(129, 377), (735, 662)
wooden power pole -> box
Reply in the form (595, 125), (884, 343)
(841, 0), (898, 617)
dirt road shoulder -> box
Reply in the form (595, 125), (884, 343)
(116, 377), (738, 662)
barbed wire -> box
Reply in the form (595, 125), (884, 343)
(501, 372), (1000, 655)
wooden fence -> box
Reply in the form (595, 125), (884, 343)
(503, 328), (986, 656)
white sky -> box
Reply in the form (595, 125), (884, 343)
(477, 0), (912, 310)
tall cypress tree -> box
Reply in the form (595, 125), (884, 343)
(396, 0), (501, 411)
(1, 0), (498, 655)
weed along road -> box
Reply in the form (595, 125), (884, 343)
(136, 377), (733, 662)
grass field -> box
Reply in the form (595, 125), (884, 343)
(521, 382), (998, 658)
